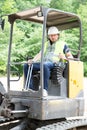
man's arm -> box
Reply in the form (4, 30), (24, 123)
(64, 44), (73, 59)
(65, 51), (73, 59)
(32, 51), (41, 62)
(58, 44), (73, 60)
(28, 51), (41, 64)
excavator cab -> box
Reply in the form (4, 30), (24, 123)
(3, 6), (84, 121)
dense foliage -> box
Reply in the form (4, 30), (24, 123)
(0, 0), (87, 76)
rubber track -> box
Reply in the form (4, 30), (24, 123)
(0, 117), (21, 130)
(36, 118), (87, 130)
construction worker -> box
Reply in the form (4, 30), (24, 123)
(23, 26), (73, 96)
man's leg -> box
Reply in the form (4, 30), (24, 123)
(43, 62), (55, 90)
(24, 62), (54, 91)
(23, 63), (40, 90)
(23, 63), (28, 79)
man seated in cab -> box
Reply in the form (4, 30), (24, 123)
(24, 26), (73, 96)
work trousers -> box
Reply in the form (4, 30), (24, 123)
(23, 61), (55, 90)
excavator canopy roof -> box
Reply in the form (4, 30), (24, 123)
(8, 6), (81, 31)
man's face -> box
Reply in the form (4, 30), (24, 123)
(48, 34), (59, 42)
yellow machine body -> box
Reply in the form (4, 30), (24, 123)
(68, 60), (83, 98)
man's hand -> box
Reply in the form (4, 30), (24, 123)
(28, 59), (33, 65)
(58, 53), (66, 60)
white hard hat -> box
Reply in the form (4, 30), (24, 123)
(48, 26), (60, 35)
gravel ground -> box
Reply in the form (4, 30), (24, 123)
(0, 77), (24, 92)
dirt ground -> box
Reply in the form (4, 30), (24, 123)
(0, 76), (24, 91)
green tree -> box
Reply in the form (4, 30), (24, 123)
(50, 0), (87, 76)
(0, 0), (18, 75)
(77, 3), (87, 76)
(0, 0), (87, 76)
(0, 0), (49, 75)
